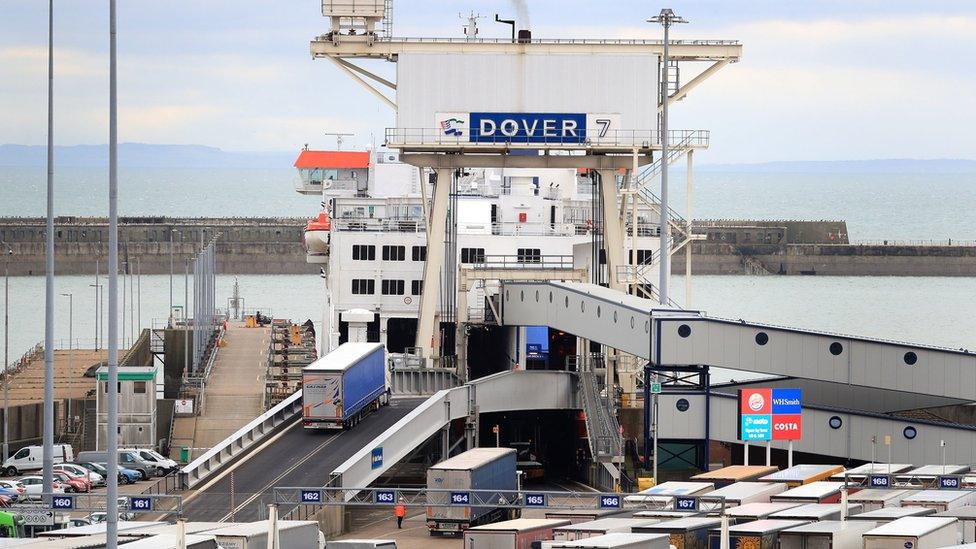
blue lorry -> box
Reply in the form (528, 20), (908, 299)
(426, 447), (520, 536)
(302, 342), (389, 430)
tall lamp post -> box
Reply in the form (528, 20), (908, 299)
(60, 293), (73, 430)
(647, 8), (687, 306)
(2, 241), (12, 463)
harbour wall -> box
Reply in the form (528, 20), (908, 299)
(2, 217), (974, 276)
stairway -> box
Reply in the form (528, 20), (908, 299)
(572, 355), (624, 486)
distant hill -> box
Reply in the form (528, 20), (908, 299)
(695, 159), (976, 174)
(0, 143), (297, 169)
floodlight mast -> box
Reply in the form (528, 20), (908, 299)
(647, 8), (687, 308)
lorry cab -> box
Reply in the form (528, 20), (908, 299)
(2, 444), (74, 476)
(0, 512), (26, 538)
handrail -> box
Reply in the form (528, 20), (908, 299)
(179, 389), (304, 489)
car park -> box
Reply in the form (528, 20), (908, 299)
(53, 471), (90, 493)
(56, 463), (105, 487)
(76, 461), (140, 485)
(76, 450), (158, 480)
(2, 444), (74, 476)
(0, 480), (26, 502)
(122, 448), (179, 474)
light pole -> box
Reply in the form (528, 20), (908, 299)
(647, 8), (687, 306)
(60, 293), (73, 430)
(42, 0), (56, 495)
(2, 241), (12, 463)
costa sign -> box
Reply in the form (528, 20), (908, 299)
(737, 388), (802, 441)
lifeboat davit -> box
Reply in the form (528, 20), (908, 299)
(304, 211), (331, 264)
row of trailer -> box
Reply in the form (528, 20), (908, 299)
(461, 462), (976, 549)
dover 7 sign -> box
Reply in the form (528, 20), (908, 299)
(737, 388), (802, 441)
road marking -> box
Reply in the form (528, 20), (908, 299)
(218, 432), (342, 521)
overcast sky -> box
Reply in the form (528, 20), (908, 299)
(2, 1), (975, 163)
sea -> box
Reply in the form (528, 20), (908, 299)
(1, 166), (975, 363)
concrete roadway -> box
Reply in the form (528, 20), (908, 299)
(181, 397), (423, 522)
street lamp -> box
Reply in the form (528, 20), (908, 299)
(1, 240), (12, 463)
(60, 292), (73, 431)
(646, 8), (687, 307)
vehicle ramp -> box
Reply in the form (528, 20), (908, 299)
(499, 281), (976, 401)
(329, 370), (577, 493)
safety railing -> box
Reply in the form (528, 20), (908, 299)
(382, 37), (741, 47)
(179, 389), (304, 489)
(386, 128), (710, 150)
(570, 355), (623, 464)
(473, 254), (575, 270)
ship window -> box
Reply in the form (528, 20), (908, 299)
(411, 280), (423, 295)
(382, 245), (405, 261)
(133, 381), (147, 394)
(517, 248), (541, 263)
(412, 246), (427, 262)
(381, 280), (405, 295)
(637, 250), (653, 264)
(460, 248), (485, 264)
(352, 279), (375, 295)
(352, 244), (375, 261)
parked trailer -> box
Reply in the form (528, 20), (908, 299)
(770, 481), (848, 504)
(897, 465), (971, 487)
(723, 502), (804, 524)
(830, 463), (913, 482)
(759, 465), (844, 488)
(326, 541), (396, 549)
(769, 503), (862, 522)
(902, 490), (976, 512)
(937, 507), (976, 543)
(545, 510), (629, 525)
(847, 489), (910, 512)
(691, 466), (779, 488)
(630, 510), (695, 521)
(778, 519), (876, 549)
(111, 534), (218, 549)
(623, 481), (714, 507)
(546, 532), (671, 549)
(554, 518), (660, 541)
(863, 516), (962, 549)
(706, 519), (809, 549)
(427, 447), (519, 536)
(703, 482), (786, 507)
(205, 520), (322, 549)
(849, 507), (937, 524)
(632, 517), (721, 549)
(465, 519), (570, 549)
(302, 342), (388, 430)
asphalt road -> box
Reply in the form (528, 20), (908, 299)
(182, 398), (422, 521)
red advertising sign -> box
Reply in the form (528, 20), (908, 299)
(739, 388), (772, 415)
(772, 413), (803, 440)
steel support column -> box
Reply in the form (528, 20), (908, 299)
(415, 168), (452, 361)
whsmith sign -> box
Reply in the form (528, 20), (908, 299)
(436, 112), (621, 144)
(737, 388), (803, 441)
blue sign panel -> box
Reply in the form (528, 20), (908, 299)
(599, 495), (622, 509)
(674, 496), (698, 511)
(374, 490), (396, 504)
(740, 414), (772, 441)
(300, 490), (322, 504)
(470, 112), (587, 144)
(371, 447), (383, 470)
(451, 492), (470, 505)
(940, 476), (960, 489)
(771, 388), (803, 414)
(129, 496), (153, 512)
(51, 496), (74, 510)
(869, 475), (891, 488)
(525, 494), (546, 507)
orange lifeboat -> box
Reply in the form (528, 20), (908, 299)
(304, 211), (331, 263)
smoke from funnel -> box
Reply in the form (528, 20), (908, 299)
(509, 0), (530, 29)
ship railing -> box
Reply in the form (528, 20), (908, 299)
(332, 218), (425, 233)
(473, 254), (575, 270)
(382, 37), (740, 46)
(385, 128), (710, 150)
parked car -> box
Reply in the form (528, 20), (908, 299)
(18, 475), (65, 499)
(53, 471), (90, 493)
(87, 498), (134, 522)
(76, 450), (158, 480)
(56, 464), (105, 487)
(67, 517), (91, 528)
(121, 448), (179, 474)
(0, 480), (26, 502)
(2, 444), (74, 476)
(75, 461), (139, 485)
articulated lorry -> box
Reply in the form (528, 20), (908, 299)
(427, 447), (519, 536)
(302, 342), (389, 430)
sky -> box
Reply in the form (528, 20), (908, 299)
(2, 1), (976, 163)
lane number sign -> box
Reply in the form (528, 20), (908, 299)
(374, 490), (396, 504)
(599, 495), (621, 508)
(525, 494), (546, 507)
(451, 492), (470, 505)
(301, 490), (322, 504)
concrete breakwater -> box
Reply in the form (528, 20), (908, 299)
(1, 216), (974, 276)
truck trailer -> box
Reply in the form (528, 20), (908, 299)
(465, 518), (571, 549)
(302, 342), (388, 430)
(426, 447), (519, 536)
(862, 516), (962, 549)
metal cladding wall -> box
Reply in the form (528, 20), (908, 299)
(396, 53), (658, 130)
